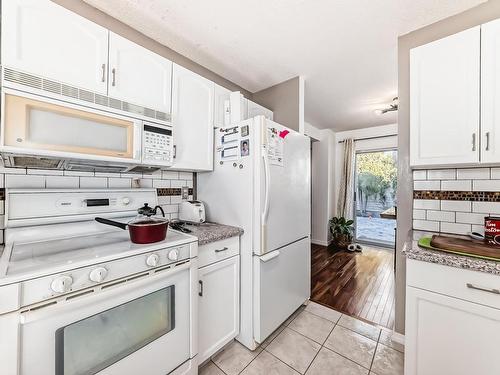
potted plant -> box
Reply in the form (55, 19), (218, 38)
(329, 216), (354, 249)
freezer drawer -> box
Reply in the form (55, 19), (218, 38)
(253, 237), (310, 343)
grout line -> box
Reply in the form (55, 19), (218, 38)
(263, 348), (304, 374)
(210, 359), (228, 375)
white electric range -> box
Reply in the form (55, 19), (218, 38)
(0, 189), (198, 375)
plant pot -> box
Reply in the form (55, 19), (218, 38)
(332, 233), (352, 250)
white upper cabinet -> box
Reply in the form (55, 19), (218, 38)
(214, 84), (231, 128)
(171, 64), (215, 171)
(481, 19), (500, 163)
(248, 100), (273, 121)
(410, 26), (480, 166)
(108, 32), (172, 114)
(2, 0), (109, 94)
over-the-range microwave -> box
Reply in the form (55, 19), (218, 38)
(0, 88), (174, 174)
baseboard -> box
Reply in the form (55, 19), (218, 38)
(311, 238), (332, 246)
(391, 331), (405, 346)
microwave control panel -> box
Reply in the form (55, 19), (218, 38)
(142, 123), (173, 166)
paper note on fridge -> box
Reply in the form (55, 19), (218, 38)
(267, 128), (284, 166)
(221, 145), (239, 159)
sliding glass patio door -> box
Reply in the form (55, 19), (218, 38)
(354, 149), (397, 247)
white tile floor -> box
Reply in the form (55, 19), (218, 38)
(200, 302), (404, 375)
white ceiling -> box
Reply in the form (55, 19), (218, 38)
(83, 0), (486, 131)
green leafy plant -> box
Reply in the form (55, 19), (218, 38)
(329, 216), (354, 237)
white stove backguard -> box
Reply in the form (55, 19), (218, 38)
(4, 188), (158, 228)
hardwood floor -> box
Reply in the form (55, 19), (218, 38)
(310, 243), (395, 329)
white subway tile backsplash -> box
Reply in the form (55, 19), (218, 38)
(46, 176), (79, 188)
(456, 168), (490, 180)
(440, 222), (471, 235)
(162, 204), (179, 214)
(412, 170), (427, 180)
(413, 209), (426, 220)
(27, 169), (63, 176)
(413, 219), (439, 232)
(108, 178), (131, 188)
(170, 180), (185, 188)
(427, 169), (456, 180)
(153, 179), (170, 188)
(171, 196), (182, 204)
(179, 172), (193, 180)
(79, 177), (107, 188)
(413, 199), (440, 210)
(63, 170), (94, 177)
(158, 196), (170, 205)
(441, 180), (471, 191)
(491, 168), (500, 179)
(141, 170), (162, 179)
(0, 167), (26, 175)
(472, 179), (500, 192)
(6, 175), (45, 188)
(440, 200), (471, 212)
(473, 201), (500, 215)
(426, 210), (455, 222)
(414, 180), (440, 190)
(162, 171), (179, 180)
(471, 225), (485, 235)
(456, 212), (488, 225)
(412, 167), (500, 234)
(138, 179), (153, 188)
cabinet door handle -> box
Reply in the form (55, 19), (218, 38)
(486, 132), (491, 151)
(173, 145), (177, 159)
(101, 64), (106, 82)
(111, 68), (116, 86)
(472, 133), (476, 152)
(198, 280), (203, 297)
(215, 247), (228, 253)
(466, 282), (500, 295)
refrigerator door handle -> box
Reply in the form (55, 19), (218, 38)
(260, 250), (280, 262)
(262, 153), (270, 224)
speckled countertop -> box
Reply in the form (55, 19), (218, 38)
(182, 222), (243, 246)
(403, 230), (500, 275)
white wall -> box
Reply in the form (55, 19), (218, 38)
(334, 124), (398, 219)
(305, 122), (336, 246)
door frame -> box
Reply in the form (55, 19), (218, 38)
(353, 147), (397, 248)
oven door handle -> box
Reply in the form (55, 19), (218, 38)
(19, 261), (192, 322)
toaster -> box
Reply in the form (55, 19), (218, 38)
(179, 200), (206, 223)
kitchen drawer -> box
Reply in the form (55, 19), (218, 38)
(407, 258), (500, 310)
(198, 237), (239, 268)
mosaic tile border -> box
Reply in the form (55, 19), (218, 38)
(157, 187), (194, 197)
(414, 190), (500, 202)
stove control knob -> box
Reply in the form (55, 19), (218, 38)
(89, 267), (108, 283)
(122, 197), (131, 205)
(167, 249), (179, 261)
(51, 275), (73, 294)
(146, 253), (160, 267)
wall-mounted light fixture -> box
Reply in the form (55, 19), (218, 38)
(374, 97), (398, 115)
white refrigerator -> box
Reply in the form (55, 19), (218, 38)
(198, 116), (311, 349)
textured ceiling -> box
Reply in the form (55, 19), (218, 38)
(83, 0), (487, 130)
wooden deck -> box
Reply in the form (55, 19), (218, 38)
(310, 243), (395, 329)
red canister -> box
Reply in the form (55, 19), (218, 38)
(484, 216), (500, 245)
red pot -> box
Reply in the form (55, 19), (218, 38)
(95, 216), (169, 244)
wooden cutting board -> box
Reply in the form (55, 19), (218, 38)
(418, 235), (500, 261)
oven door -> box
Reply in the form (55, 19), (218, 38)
(1, 89), (141, 164)
(18, 264), (191, 375)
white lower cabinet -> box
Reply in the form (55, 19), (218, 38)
(198, 239), (240, 363)
(405, 259), (500, 375)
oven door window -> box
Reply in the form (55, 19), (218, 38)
(55, 286), (175, 375)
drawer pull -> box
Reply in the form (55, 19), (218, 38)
(215, 247), (228, 253)
(466, 283), (500, 295)
(198, 280), (203, 297)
